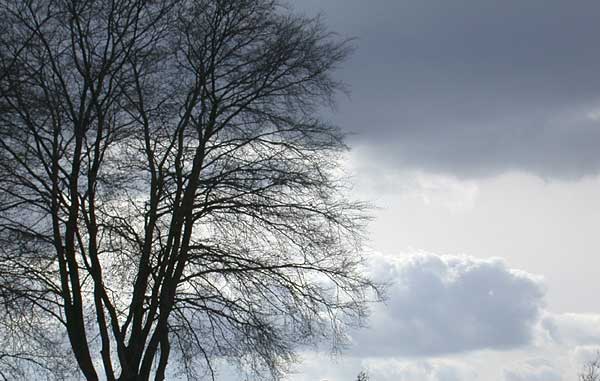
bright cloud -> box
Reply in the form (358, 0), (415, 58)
(277, 253), (600, 381)
(542, 313), (600, 346)
(349, 253), (546, 357)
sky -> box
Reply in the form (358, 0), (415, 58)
(4, 1), (600, 380)
(263, 1), (600, 380)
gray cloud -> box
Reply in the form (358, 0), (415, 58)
(351, 253), (545, 356)
(295, 0), (600, 178)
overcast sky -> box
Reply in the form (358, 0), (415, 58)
(298, 0), (600, 179)
(234, 1), (600, 380)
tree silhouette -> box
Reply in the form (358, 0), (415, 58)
(0, 0), (375, 380)
(581, 353), (600, 381)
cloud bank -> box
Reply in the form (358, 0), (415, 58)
(297, 0), (600, 178)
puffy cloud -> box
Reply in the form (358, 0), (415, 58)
(207, 254), (600, 381)
(351, 253), (545, 356)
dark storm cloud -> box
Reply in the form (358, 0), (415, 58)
(295, 0), (600, 178)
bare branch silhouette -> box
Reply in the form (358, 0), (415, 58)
(0, 0), (376, 380)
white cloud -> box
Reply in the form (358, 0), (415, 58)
(345, 149), (480, 212)
(503, 359), (562, 381)
(365, 358), (476, 381)
(351, 253), (545, 356)
(285, 355), (477, 381)
(214, 253), (600, 381)
(542, 313), (600, 346)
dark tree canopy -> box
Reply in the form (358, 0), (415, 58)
(0, 0), (374, 380)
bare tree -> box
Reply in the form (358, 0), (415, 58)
(356, 370), (369, 381)
(0, 0), (375, 380)
(580, 353), (600, 381)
